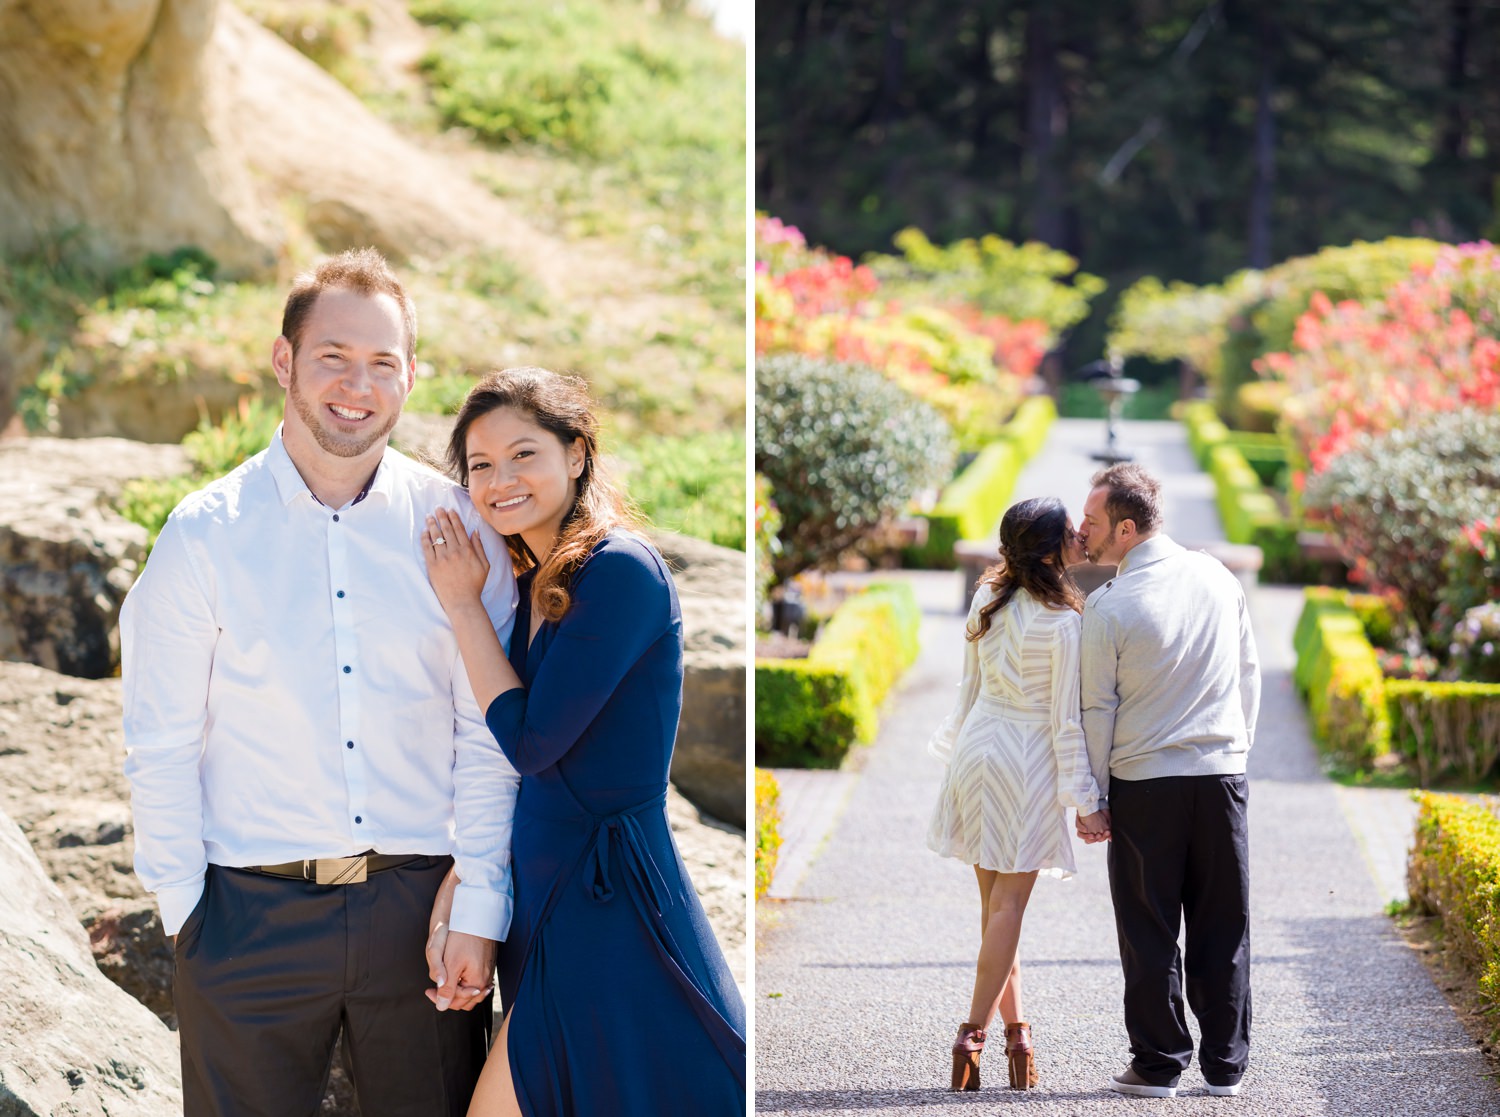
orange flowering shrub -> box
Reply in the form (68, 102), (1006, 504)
(754, 214), (1048, 450)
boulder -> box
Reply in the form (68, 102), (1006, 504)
(655, 531), (747, 829)
(0, 1), (560, 279)
(0, 802), (181, 1115)
(0, 438), (189, 678)
(0, 0), (279, 277)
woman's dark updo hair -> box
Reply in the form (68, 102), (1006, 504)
(967, 496), (1084, 641)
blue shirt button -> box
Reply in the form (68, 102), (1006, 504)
(337, 590), (345, 598)
(343, 666), (351, 674)
(346, 740), (354, 749)
(333, 514), (340, 522)
(354, 816), (362, 824)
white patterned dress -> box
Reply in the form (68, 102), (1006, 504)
(927, 584), (1105, 877)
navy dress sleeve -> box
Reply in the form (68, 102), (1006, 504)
(484, 540), (672, 775)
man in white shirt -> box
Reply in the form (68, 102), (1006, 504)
(121, 248), (520, 1116)
(1077, 463), (1260, 1101)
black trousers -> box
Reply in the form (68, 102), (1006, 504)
(1107, 774), (1251, 1087)
(173, 857), (491, 1117)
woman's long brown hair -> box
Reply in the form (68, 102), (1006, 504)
(967, 496), (1084, 641)
(447, 367), (638, 622)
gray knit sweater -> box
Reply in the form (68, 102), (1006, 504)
(1080, 535), (1260, 807)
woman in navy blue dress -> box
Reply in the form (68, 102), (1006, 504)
(421, 367), (746, 1116)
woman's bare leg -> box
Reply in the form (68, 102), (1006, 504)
(999, 955), (1023, 1026)
(966, 870), (1038, 1029)
(466, 1010), (522, 1117)
(973, 867), (1026, 1029)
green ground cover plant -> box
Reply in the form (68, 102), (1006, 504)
(6, 3), (744, 448)
(615, 432), (745, 551)
(412, 0), (743, 316)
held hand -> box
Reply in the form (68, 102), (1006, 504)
(425, 866), (459, 1003)
(427, 931), (497, 1013)
(423, 508), (489, 616)
(1076, 807), (1112, 844)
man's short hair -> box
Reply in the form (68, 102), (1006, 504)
(1090, 462), (1162, 534)
(280, 247), (417, 365)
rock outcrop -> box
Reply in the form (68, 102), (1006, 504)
(656, 531), (748, 829)
(0, 802), (181, 1115)
(0, 0), (279, 276)
(0, 0), (558, 279)
(0, 438), (188, 678)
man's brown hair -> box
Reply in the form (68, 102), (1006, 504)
(1090, 462), (1162, 534)
(280, 247), (417, 365)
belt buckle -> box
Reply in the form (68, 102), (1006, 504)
(313, 856), (368, 885)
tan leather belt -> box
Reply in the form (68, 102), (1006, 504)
(243, 853), (421, 885)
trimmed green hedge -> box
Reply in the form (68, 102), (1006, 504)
(1187, 403), (1325, 584)
(1208, 443), (1281, 547)
(1004, 395), (1058, 458)
(1292, 588), (1391, 764)
(753, 661), (864, 767)
(1225, 432), (1287, 488)
(1387, 681), (1500, 785)
(755, 580), (922, 767)
(754, 768), (781, 900)
(1409, 793), (1500, 1014)
(1183, 400), (1229, 468)
(1294, 588), (1500, 781)
(906, 395), (1057, 568)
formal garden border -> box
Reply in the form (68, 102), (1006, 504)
(754, 582), (921, 769)
(1293, 587), (1500, 780)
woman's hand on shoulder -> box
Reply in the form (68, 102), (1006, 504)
(424, 507), (489, 616)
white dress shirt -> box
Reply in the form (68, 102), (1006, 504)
(122, 428), (520, 939)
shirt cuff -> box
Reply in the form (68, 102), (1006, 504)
(450, 881), (513, 942)
(157, 879), (206, 938)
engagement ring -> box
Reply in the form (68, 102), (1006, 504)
(433, 537), (446, 546)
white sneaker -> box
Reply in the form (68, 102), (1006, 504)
(1206, 1080), (1242, 1097)
(1109, 1066), (1179, 1098)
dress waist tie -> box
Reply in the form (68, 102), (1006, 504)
(517, 789), (746, 1086)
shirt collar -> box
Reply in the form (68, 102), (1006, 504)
(266, 425), (393, 509)
(1116, 533), (1184, 577)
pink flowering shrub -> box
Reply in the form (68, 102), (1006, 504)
(1259, 243), (1500, 478)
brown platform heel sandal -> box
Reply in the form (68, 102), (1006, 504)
(1005, 1022), (1037, 1089)
(950, 1022), (987, 1091)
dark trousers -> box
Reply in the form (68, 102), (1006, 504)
(1107, 774), (1251, 1087)
(173, 857), (491, 1117)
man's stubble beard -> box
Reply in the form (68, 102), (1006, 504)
(288, 365), (400, 459)
(1088, 524), (1121, 566)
